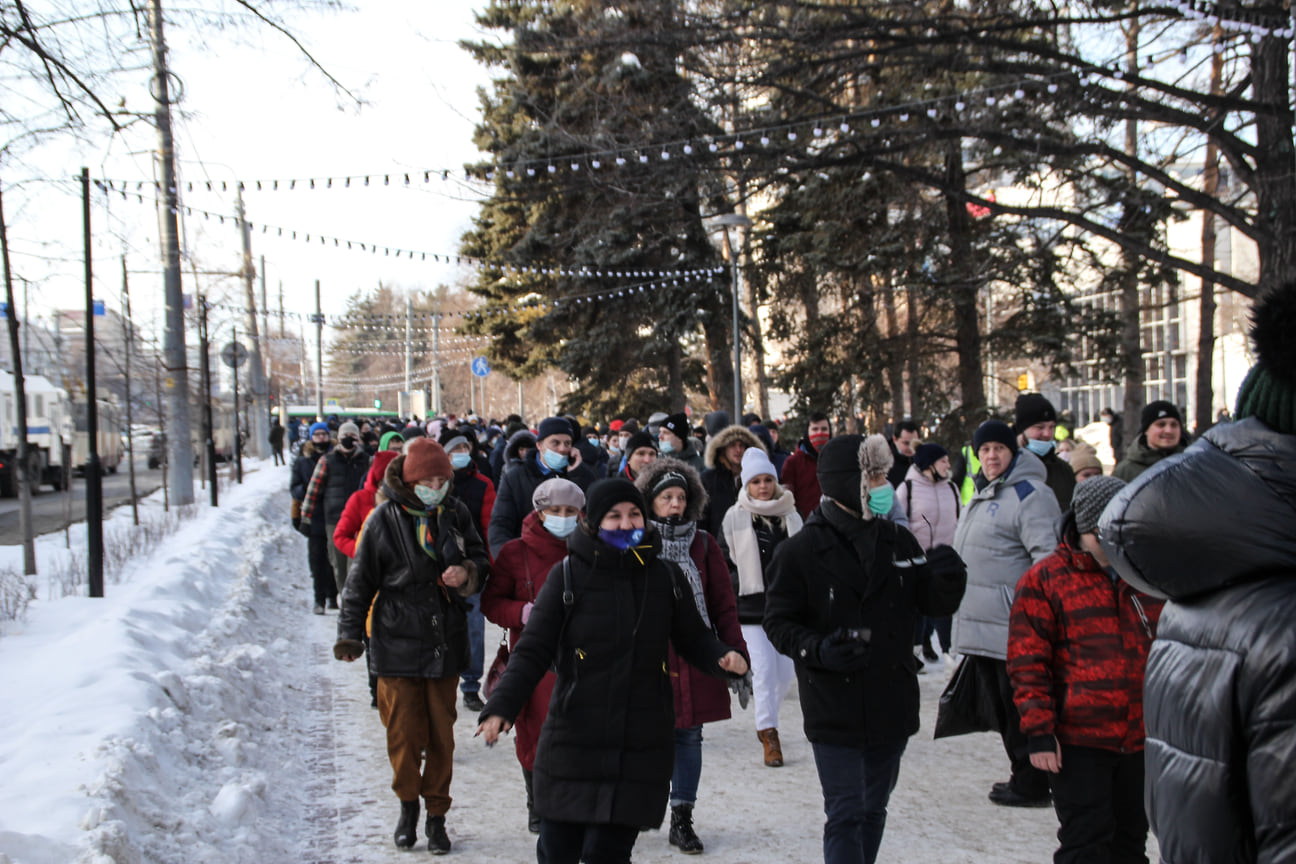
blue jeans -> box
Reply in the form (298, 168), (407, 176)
(811, 738), (908, 864)
(670, 725), (703, 806)
(460, 592), (484, 695)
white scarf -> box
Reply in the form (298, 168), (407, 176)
(726, 487), (802, 595)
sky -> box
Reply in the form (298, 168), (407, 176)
(3, 1), (498, 344)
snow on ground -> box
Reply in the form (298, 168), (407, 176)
(0, 465), (1160, 863)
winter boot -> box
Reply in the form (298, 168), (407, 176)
(523, 767), (541, 834)
(669, 804), (703, 854)
(426, 813), (451, 854)
(394, 799), (419, 848)
(756, 728), (784, 767)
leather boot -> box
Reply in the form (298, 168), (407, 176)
(757, 728), (784, 767)
(669, 803), (703, 854)
(394, 799), (419, 848)
(523, 766), (541, 834)
(426, 813), (451, 854)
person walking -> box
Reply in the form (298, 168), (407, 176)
(699, 425), (765, 537)
(782, 412), (832, 518)
(269, 416), (286, 466)
(952, 420), (1061, 808)
(1014, 393), (1075, 509)
(1101, 283), (1296, 864)
(489, 416), (596, 558)
(657, 412), (705, 472)
(480, 478), (585, 835)
(900, 443), (961, 664)
(884, 420), (920, 488)
(635, 458), (748, 855)
(1009, 476), (1162, 863)
(333, 438), (490, 854)
(1112, 401), (1188, 482)
(615, 430), (660, 482)
(721, 446), (802, 768)
(302, 420), (372, 597)
(291, 422), (335, 613)
(763, 434), (967, 864)
(476, 478), (748, 864)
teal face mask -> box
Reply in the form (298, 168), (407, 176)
(450, 452), (472, 470)
(867, 484), (894, 516)
(1025, 437), (1055, 457)
(543, 514), (578, 538)
(415, 484), (446, 508)
(541, 449), (569, 471)
(659, 439), (676, 454)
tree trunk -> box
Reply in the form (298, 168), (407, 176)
(945, 141), (986, 444)
(1196, 31), (1222, 435)
(666, 338), (684, 411)
(906, 282), (922, 421)
(700, 308), (734, 415)
(1119, 15), (1146, 452)
(881, 276), (905, 424)
(1251, 32), (1296, 297)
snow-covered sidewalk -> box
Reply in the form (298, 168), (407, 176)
(0, 469), (1158, 863)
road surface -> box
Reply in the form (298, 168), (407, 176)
(0, 456), (166, 543)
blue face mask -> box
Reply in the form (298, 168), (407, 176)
(543, 514), (578, 539)
(599, 527), (644, 550)
(450, 452), (472, 470)
(659, 439), (675, 454)
(867, 484), (894, 516)
(587, 437), (600, 448)
(415, 484), (446, 508)
(541, 449), (569, 471)
(1025, 437), (1055, 457)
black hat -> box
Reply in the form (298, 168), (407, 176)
(584, 478), (645, 529)
(913, 443), (948, 471)
(1138, 401), (1182, 436)
(537, 416), (574, 442)
(704, 411), (730, 437)
(1014, 393), (1057, 434)
(661, 412), (690, 438)
(1236, 283), (1296, 435)
(973, 420), (1018, 454)
(624, 430), (658, 455)
(818, 434), (864, 512)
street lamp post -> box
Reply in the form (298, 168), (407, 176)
(711, 213), (752, 418)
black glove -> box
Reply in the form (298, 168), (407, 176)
(291, 515), (301, 531)
(926, 544), (967, 584)
(817, 627), (871, 673)
(295, 517), (312, 538)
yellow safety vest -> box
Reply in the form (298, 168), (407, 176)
(960, 444), (980, 505)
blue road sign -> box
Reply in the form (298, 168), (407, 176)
(471, 356), (491, 377)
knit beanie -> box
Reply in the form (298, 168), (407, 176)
(379, 431), (403, 451)
(661, 412), (690, 439)
(1069, 444), (1103, 477)
(583, 478), (645, 529)
(704, 411), (731, 438)
(740, 447), (779, 487)
(441, 434), (470, 454)
(624, 430), (658, 455)
(338, 421), (360, 439)
(401, 425), (425, 441)
(308, 421), (329, 437)
(973, 420), (1018, 454)
(1014, 393), (1058, 433)
(402, 438), (453, 485)
(1072, 475), (1127, 535)
(1235, 283), (1296, 435)
(913, 443), (948, 471)
(1139, 400), (1182, 436)
(532, 477), (586, 511)
(536, 416), (573, 442)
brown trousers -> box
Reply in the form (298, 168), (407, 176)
(376, 675), (459, 812)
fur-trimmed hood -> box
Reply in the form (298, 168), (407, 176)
(505, 429), (537, 464)
(634, 456), (708, 523)
(703, 425), (766, 470)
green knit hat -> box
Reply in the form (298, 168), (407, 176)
(379, 430), (404, 451)
(1235, 283), (1296, 435)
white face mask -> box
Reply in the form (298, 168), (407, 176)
(542, 514), (578, 538)
(415, 484), (446, 508)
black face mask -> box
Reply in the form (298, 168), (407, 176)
(340, 436), (358, 450)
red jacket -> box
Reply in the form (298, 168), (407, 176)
(1008, 541), (1164, 753)
(667, 529), (748, 729)
(782, 442), (821, 519)
(333, 450), (398, 558)
(480, 510), (567, 771)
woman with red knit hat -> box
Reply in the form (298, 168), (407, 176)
(334, 437), (490, 854)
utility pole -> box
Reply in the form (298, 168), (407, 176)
(233, 325), (243, 483)
(236, 192), (268, 458)
(404, 295), (413, 396)
(121, 255), (139, 525)
(314, 279), (323, 420)
(149, 0), (193, 504)
(198, 296), (216, 506)
(83, 168), (104, 597)
(0, 180), (36, 576)
(432, 308), (441, 416)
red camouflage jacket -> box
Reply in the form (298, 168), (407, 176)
(1008, 540), (1164, 753)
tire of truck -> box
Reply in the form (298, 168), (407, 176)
(0, 468), (15, 499)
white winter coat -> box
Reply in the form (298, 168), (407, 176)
(899, 465), (960, 550)
(951, 450), (1060, 660)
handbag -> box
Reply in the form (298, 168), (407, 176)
(933, 655), (1001, 739)
(482, 636), (509, 700)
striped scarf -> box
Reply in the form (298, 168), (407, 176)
(653, 519), (711, 629)
(402, 505), (442, 560)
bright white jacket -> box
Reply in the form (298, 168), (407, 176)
(899, 464), (960, 550)
(951, 450), (1060, 660)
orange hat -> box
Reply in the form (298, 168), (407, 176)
(403, 438), (453, 484)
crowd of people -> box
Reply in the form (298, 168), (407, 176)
(275, 282), (1296, 864)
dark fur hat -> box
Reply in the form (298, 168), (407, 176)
(634, 456), (708, 523)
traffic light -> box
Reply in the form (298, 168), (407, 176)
(373, 399), (382, 410)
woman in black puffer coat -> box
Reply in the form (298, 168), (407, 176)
(1100, 283), (1296, 864)
(477, 479), (748, 864)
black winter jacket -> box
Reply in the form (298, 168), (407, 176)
(290, 441), (326, 501)
(487, 451), (595, 558)
(321, 446), (371, 525)
(337, 457), (489, 679)
(763, 501), (966, 747)
(479, 525), (739, 829)
(1100, 418), (1296, 864)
